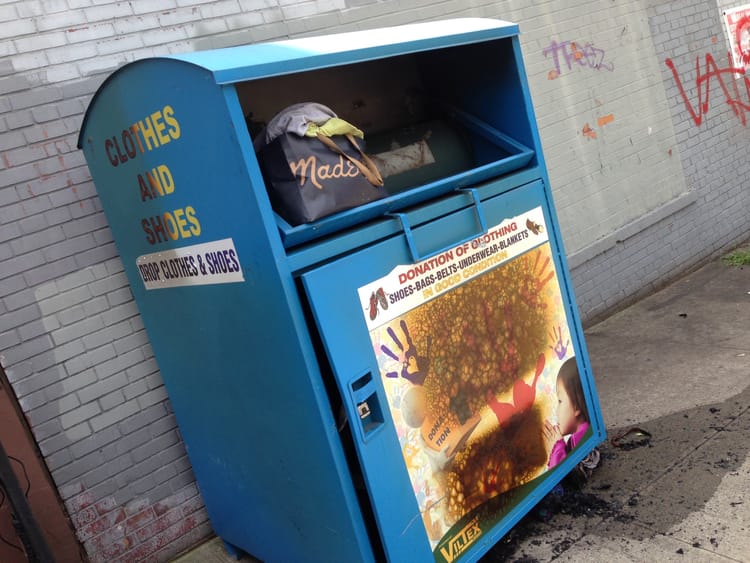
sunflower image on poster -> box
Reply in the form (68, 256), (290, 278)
(360, 208), (584, 561)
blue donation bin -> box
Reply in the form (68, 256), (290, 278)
(78, 19), (605, 563)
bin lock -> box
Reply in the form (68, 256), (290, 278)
(347, 371), (385, 443)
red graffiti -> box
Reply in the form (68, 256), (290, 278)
(665, 51), (750, 126)
(735, 16), (750, 66)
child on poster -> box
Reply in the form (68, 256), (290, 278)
(543, 357), (590, 469)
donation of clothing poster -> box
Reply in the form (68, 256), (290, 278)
(358, 207), (592, 562)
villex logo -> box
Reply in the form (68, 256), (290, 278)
(439, 515), (481, 562)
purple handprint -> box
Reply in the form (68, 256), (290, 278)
(549, 325), (570, 360)
(380, 319), (430, 385)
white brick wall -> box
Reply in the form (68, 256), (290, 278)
(1, 0), (749, 561)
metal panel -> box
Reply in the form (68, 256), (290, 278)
(302, 180), (604, 562)
(78, 59), (373, 563)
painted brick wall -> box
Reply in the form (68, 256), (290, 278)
(568, 0), (750, 322)
(503, 1), (691, 258)
(1, 0), (749, 561)
(0, 2), (285, 561)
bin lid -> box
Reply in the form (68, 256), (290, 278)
(168, 17), (519, 83)
(77, 18), (518, 147)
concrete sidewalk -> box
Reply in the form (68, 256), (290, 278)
(176, 252), (750, 563)
(483, 252), (750, 562)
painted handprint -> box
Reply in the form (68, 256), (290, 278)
(549, 325), (569, 360)
(532, 251), (555, 292)
(380, 319), (430, 385)
(518, 250), (555, 309)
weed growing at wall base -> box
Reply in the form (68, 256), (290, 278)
(721, 247), (750, 266)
